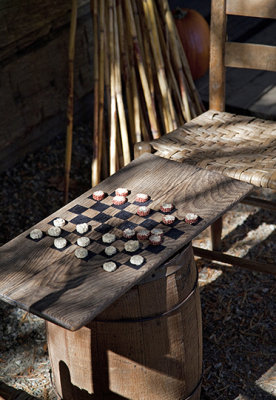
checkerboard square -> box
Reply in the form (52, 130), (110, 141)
(81, 250), (97, 262)
(48, 219), (69, 227)
(145, 244), (166, 254)
(164, 228), (183, 240)
(90, 202), (109, 212)
(92, 213), (112, 223)
(27, 232), (45, 242)
(133, 198), (152, 207)
(111, 201), (131, 210)
(114, 210), (133, 220)
(94, 224), (113, 234)
(72, 225), (92, 236)
(68, 205), (88, 214)
(140, 219), (159, 230)
(126, 257), (146, 270)
(123, 247), (143, 256)
(161, 218), (180, 228)
(117, 221), (138, 231)
(50, 241), (72, 252)
(70, 215), (93, 225)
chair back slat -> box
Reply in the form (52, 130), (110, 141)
(225, 42), (276, 71)
(209, 0), (276, 111)
(226, 0), (276, 19)
(209, 0), (226, 111)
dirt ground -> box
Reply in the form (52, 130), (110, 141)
(0, 127), (275, 399)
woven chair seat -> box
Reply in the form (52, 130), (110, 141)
(151, 110), (276, 189)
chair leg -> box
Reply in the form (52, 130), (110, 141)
(210, 217), (223, 251)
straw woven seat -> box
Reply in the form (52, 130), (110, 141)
(151, 110), (276, 189)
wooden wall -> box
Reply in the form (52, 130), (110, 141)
(0, 0), (93, 172)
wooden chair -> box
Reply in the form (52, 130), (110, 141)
(135, 0), (276, 275)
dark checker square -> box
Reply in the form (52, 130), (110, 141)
(94, 224), (113, 234)
(164, 228), (183, 240)
(72, 225), (92, 236)
(80, 250), (97, 262)
(123, 247), (144, 256)
(92, 213), (112, 223)
(161, 218), (180, 228)
(70, 215), (92, 225)
(68, 205), (88, 214)
(126, 257), (146, 270)
(140, 219), (159, 230)
(87, 193), (107, 201)
(90, 202), (110, 212)
(114, 210), (133, 220)
(110, 190), (131, 196)
(117, 221), (138, 231)
(48, 219), (68, 227)
(26, 232), (45, 242)
(146, 244), (166, 254)
(102, 260), (123, 271)
(112, 201), (131, 210)
(133, 198), (152, 207)
(50, 241), (72, 252)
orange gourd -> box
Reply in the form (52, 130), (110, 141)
(173, 8), (210, 80)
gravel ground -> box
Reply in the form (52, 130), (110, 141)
(0, 127), (275, 400)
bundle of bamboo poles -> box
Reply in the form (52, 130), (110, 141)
(64, 0), (205, 200)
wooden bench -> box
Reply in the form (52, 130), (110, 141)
(0, 154), (252, 399)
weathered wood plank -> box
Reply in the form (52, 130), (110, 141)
(225, 42), (276, 71)
(0, 0), (89, 62)
(0, 7), (93, 172)
(0, 153), (252, 330)
(226, 0), (276, 19)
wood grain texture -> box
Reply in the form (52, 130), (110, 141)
(0, 1), (93, 172)
(225, 42), (276, 71)
(226, 0), (276, 19)
(0, 154), (252, 330)
(209, 0), (226, 111)
(47, 243), (202, 400)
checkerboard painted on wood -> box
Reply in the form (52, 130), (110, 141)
(28, 190), (195, 269)
(0, 154), (252, 330)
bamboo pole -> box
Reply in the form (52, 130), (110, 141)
(64, 0), (77, 204)
(154, 6), (185, 126)
(102, 1), (110, 180)
(114, 3), (131, 166)
(97, 0), (105, 181)
(124, 1), (160, 139)
(158, 0), (192, 122)
(160, 0), (204, 115)
(143, 0), (177, 132)
(91, 0), (100, 187)
(117, 0), (136, 146)
(125, 6), (144, 143)
(109, 0), (117, 175)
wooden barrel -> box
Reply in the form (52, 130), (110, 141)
(46, 242), (202, 400)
